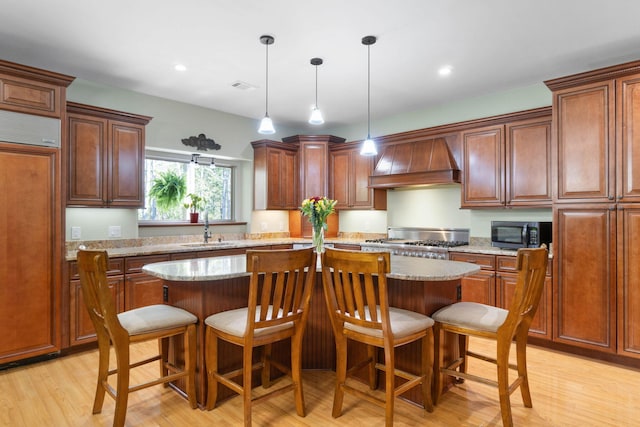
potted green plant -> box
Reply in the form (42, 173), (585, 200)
(184, 193), (204, 223)
(148, 170), (187, 215)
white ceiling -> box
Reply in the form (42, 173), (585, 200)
(2, 0), (640, 132)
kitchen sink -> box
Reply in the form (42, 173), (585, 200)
(181, 241), (236, 248)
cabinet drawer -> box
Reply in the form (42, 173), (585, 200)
(125, 254), (170, 273)
(449, 252), (495, 270)
(69, 257), (124, 279)
(496, 254), (552, 276)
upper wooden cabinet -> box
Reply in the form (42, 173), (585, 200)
(251, 139), (299, 210)
(0, 59), (74, 118)
(66, 102), (151, 207)
(283, 134), (345, 202)
(545, 61), (640, 203)
(329, 142), (386, 210)
(461, 112), (552, 208)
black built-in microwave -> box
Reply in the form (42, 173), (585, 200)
(490, 221), (552, 249)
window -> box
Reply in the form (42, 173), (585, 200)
(138, 155), (233, 222)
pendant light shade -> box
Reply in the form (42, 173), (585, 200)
(309, 57), (324, 125)
(258, 35), (276, 135)
(360, 35), (377, 156)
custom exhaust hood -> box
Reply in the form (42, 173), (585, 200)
(368, 137), (461, 189)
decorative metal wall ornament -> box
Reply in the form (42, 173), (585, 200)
(181, 133), (221, 151)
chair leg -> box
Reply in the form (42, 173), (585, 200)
(92, 336), (110, 414)
(432, 325), (444, 405)
(185, 324), (197, 409)
(459, 333), (469, 375)
(367, 344), (378, 390)
(497, 340), (514, 427)
(383, 345), (395, 427)
(261, 343), (272, 388)
(332, 335), (348, 418)
(291, 332), (306, 417)
(515, 330), (532, 408)
(113, 345), (131, 427)
(159, 336), (169, 386)
(422, 331), (434, 413)
(205, 327), (219, 411)
(242, 344), (253, 427)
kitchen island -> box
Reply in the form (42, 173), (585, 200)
(143, 254), (480, 407)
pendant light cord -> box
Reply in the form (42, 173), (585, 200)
(265, 41), (269, 115)
(315, 64), (319, 108)
(367, 42), (371, 139)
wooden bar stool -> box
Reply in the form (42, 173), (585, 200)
(432, 246), (548, 426)
(204, 247), (317, 426)
(321, 248), (434, 427)
(76, 249), (198, 427)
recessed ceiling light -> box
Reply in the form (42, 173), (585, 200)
(438, 65), (453, 76)
(174, 64), (187, 72)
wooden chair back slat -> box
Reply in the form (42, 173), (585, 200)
(245, 249), (317, 333)
(322, 249), (390, 333)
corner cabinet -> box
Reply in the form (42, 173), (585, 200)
(251, 139), (299, 210)
(329, 142), (386, 210)
(461, 110), (552, 208)
(66, 102), (152, 207)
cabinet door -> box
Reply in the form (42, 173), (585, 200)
(617, 73), (640, 202)
(449, 252), (496, 305)
(0, 75), (62, 118)
(70, 276), (124, 346)
(0, 144), (61, 364)
(299, 139), (328, 200)
(618, 204), (640, 358)
(498, 272), (551, 339)
(554, 204), (616, 352)
(506, 117), (552, 206)
(280, 148), (298, 208)
(330, 150), (350, 209)
(108, 121), (145, 207)
(459, 271), (496, 305)
(125, 273), (165, 310)
(554, 81), (615, 202)
(124, 254), (170, 310)
(67, 113), (108, 205)
(461, 125), (504, 207)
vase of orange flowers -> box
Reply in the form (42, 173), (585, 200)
(300, 196), (337, 254)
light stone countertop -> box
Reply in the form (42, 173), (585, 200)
(142, 254), (480, 282)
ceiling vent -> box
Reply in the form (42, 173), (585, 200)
(231, 80), (256, 90)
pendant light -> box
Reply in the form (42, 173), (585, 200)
(258, 35), (276, 134)
(308, 57), (324, 125)
(360, 35), (377, 156)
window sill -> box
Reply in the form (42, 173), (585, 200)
(138, 220), (247, 228)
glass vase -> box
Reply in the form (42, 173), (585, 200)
(312, 226), (325, 254)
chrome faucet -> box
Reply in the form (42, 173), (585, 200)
(204, 213), (211, 243)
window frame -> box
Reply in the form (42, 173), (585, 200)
(139, 149), (237, 224)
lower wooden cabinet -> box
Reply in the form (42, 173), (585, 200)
(124, 254), (170, 310)
(68, 258), (125, 346)
(67, 247), (275, 348)
(449, 251), (552, 340)
(449, 252), (496, 306)
(496, 255), (553, 340)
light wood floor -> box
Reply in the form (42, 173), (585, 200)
(2, 337), (640, 426)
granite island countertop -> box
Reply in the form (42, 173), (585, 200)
(142, 254), (481, 282)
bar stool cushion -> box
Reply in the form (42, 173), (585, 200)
(432, 302), (508, 333)
(205, 305), (295, 337)
(345, 306), (434, 338)
(118, 304), (198, 336)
